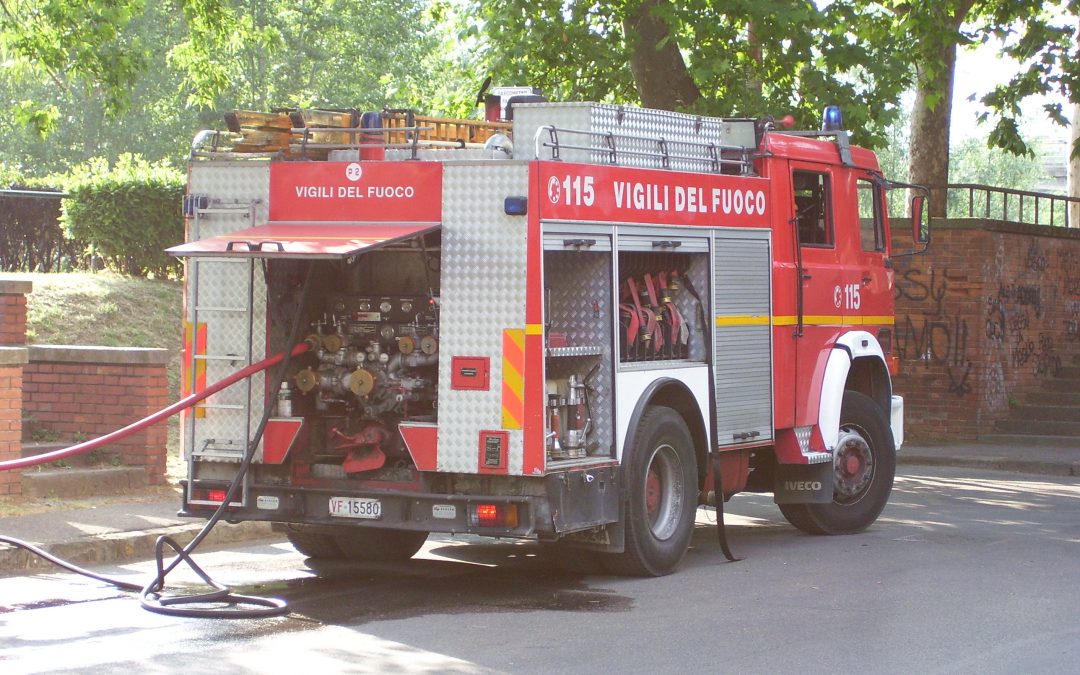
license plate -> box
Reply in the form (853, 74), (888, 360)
(328, 496), (382, 520)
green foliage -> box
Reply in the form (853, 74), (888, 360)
(949, 136), (1050, 189)
(59, 154), (184, 278)
(0, 0), (148, 116)
(944, 136), (1054, 220)
(1, 1), (472, 176)
(469, 0), (913, 148)
(975, 2), (1079, 157)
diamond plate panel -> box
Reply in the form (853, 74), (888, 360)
(184, 161), (271, 460)
(513, 102), (752, 173)
(437, 163), (531, 474)
(543, 245), (614, 459)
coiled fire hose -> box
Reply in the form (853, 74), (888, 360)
(0, 265), (315, 618)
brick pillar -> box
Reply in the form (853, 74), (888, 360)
(0, 279), (31, 345)
(0, 347), (28, 496)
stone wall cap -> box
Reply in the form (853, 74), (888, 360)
(937, 218), (1080, 240)
(0, 279), (33, 295)
(28, 344), (171, 365)
(0, 346), (29, 365)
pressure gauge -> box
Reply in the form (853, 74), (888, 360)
(400, 300), (413, 313)
(379, 300), (393, 313)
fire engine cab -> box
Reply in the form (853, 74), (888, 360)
(169, 96), (926, 576)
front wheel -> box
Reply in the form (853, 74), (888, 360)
(604, 406), (698, 576)
(779, 391), (895, 535)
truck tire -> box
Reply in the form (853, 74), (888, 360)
(334, 529), (428, 562)
(605, 406), (698, 576)
(779, 391), (895, 535)
(284, 529), (344, 559)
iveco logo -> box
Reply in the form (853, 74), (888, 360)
(345, 162), (363, 182)
(785, 481), (822, 491)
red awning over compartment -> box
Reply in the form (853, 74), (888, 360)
(166, 222), (439, 259)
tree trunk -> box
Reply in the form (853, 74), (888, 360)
(622, 0), (700, 109)
(908, 41), (958, 219)
(1070, 103), (1079, 228)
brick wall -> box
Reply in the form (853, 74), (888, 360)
(892, 219), (1080, 441)
(23, 346), (171, 484)
(0, 280), (31, 346)
(0, 349), (28, 496)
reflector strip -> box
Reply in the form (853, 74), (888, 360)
(182, 321), (207, 418)
(719, 315), (896, 327)
(502, 329), (525, 429)
(715, 315), (769, 326)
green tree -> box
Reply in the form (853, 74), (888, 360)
(1, 1), (469, 176)
(882, 0), (1077, 215)
(469, 0), (913, 148)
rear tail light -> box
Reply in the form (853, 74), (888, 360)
(468, 503), (519, 529)
(189, 483), (238, 506)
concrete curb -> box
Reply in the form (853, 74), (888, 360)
(0, 520), (281, 575)
(898, 453), (1080, 477)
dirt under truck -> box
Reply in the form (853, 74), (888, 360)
(169, 96), (927, 576)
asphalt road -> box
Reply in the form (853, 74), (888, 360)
(2, 465), (1078, 674)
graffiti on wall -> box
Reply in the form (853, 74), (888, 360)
(895, 266), (976, 398)
(896, 247), (1070, 403)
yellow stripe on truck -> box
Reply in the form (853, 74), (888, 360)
(502, 328), (525, 429)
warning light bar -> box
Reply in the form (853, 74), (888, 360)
(468, 503), (519, 529)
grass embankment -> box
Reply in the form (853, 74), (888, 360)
(7, 272), (185, 506)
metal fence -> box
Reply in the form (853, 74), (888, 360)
(934, 183), (1079, 227)
(0, 188), (83, 272)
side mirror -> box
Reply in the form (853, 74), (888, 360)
(911, 194), (929, 245)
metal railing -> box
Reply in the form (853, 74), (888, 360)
(533, 125), (754, 174)
(934, 183), (1079, 227)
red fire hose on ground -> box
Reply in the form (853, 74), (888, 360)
(0, 340), (311, 618)
(1, 265), (317, 618)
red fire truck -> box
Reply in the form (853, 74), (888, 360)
(169, 97), (926, 576)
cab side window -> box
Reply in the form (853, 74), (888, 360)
(793, 171), (832, 247)
(857, 179), (885, 252)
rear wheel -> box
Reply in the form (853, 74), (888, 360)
(780, 391), (895, 535)
(605, 406), (698, 576)
(284, 528), (344, 559)
(334, 528), (429, 562)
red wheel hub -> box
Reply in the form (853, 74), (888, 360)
(646, 468), (662, 518)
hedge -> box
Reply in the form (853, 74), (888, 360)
(60, 155), (185, 278)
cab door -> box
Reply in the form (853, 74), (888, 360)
(849, 174), (892, 328)
(790, 163), (845, 427)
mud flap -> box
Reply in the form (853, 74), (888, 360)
(544, 466), (622, 550)
(773, 461), (834, 504)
